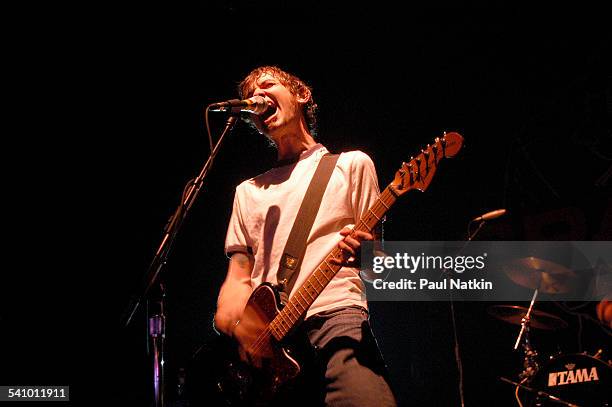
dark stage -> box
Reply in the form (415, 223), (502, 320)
(2, 3), (611, 406)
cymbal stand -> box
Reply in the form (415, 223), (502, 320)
(514, 288), (538, 350)
(514, 288), (540, 382)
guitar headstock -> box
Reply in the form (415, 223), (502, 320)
(389, 131), (463, 197)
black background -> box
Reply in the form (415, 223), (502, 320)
(2, 2), (611, 406)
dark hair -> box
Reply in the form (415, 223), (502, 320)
(238, 66), (318, 136)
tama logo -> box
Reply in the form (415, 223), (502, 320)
(548, 364), (599, 387)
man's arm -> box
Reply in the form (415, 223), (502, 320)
(596, 296), (612, 329)
(213, 252), (254, 337)
(331, 151), (384, 271)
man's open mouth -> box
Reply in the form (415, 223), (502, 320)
(261, 104), (277, 123)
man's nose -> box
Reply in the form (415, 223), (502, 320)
(253, 88), (266, 98)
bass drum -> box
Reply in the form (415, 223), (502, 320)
(522, 353), (611, 406)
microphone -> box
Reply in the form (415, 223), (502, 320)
(473, 209), (507, 222)
(208, 96), (268, 114)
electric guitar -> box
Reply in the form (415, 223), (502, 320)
(211, 132), (464, 405)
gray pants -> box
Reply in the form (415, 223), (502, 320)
(282, 306), (397, 407)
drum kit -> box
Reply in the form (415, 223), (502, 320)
(488, 256), (611, 406)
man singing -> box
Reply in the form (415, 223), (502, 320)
(214, 66), (396, 406)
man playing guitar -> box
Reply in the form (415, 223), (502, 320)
(213, 65), (397, 406)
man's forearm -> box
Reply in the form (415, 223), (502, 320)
(214, 252), (254, 336)
(214, 283), (251, 336)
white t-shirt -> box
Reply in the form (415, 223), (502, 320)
(224, 144), (381, 318)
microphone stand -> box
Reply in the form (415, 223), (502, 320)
(443, 212), (506, 406)
(121, 112), (240, 407)
(446, 216), (496, 407)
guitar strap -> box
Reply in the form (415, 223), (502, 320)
(276, 153), (339, 305)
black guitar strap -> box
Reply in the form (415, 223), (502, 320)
(276, 153), (339, 305)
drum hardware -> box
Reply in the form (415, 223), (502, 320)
(499, 377), (580, 407)
(492, 300), (611, 406)
(518, 352), (611, 407)
(591, 349), (603, 359)
(519, 340), (539, 383)
(494, 255), (575, 333)
(487, 305), (569, 331)
(495, 257), (574, 382)
(501, 257), (572, 378)
(502, 256), (578, 295)
(516, 290), (540, 382)
(493, 257), (610, 406)
(488, 298), (570, 382)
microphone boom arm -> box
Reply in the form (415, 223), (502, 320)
(121, 113), (239, 327)
(120, 112), (239, 407)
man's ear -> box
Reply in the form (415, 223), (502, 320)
(296, 87), (311, 104)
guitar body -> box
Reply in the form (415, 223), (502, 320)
(205, 283), (301, 406)
(235, 283), (301, 388)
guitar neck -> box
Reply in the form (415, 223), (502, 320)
(269, 187), (398, 340)
(267, 132), (463, 341)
